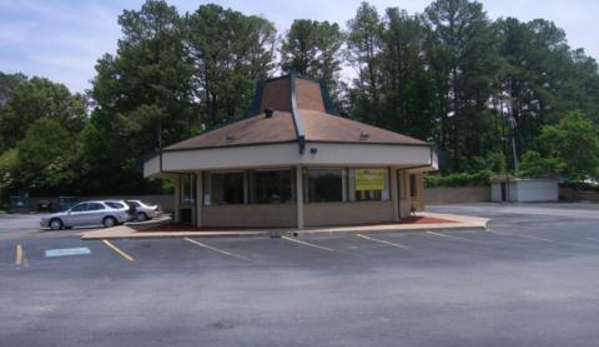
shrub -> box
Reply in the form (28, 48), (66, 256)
(424, 170), (492, 188)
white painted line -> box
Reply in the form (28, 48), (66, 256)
(15, 244), (29, 268)
(281, 236), (334, 252)
(486, 229), (553, 243)
(184, 238), (250, 260)
(45, 247), (92, 258)
(426, 231), (489, 245)
(102, 240), (135, 262)
(356, 234), (408, 249)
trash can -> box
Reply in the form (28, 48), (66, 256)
(38, 200), (52, 212)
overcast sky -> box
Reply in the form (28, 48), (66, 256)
(1, 0), (598, 93)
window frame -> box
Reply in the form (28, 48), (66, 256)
(304, 167), (346, 203)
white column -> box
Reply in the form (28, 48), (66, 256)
(296, 165), (304, 229)
(173, 175), (181, 223)
(390, 168), (400, 222)
(196, 171), (203, 228)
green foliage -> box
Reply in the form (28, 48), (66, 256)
(280, 19), (344, 95)
(518, 150), (565, 177)
(0, 77), (86, 151)
(424, 170), (492, 188)
(11, 119), (76, 195)
(538, 111), (599, 179)
(470, 151), (507, 174)
(186, 4), (277, 127)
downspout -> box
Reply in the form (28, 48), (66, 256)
(289, 72), (305, 155)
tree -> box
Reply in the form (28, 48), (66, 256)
(280, 19), (344, 95)
(86, 0), (194, 194)
(538, 111), (599, 179)
(378, 7), (435, 138)
(518, 150), (565, 177)
(422, 0), (499, 172)
(0, 77), (86, 151)
(11, 118), (76, 195)
(347, 2), (384, 125)
(0, 72), (27, 106)
(186, 4), (277, 127)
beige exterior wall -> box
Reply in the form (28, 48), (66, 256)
(201, 204), (297, 228)
(304, 201), (395, 227)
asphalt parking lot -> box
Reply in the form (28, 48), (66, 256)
(2, 203), (599, 347)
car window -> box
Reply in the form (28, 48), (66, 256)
(105, 202), (124, 209)
(71, 203), (88, 212)
(87, 203), (105, 211)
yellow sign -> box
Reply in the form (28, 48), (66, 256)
(355, 169), (385, 191)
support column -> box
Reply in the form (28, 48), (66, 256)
(296, 165), (304, 229)
(390, 168), (400, 222)
(196, 171), (203, 228)
(173, 175), (181, 223)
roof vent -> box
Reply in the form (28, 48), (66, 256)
(359, 131), (369, 141)
(264, 108), (274, 118)
(226, 134), (235, 142)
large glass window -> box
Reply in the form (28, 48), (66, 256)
(349, 168), (389, 201)
(305, 168), (344, 202)
(209, 172), (245, 205)
(249, 169), (294, 204)
(180, 174), (196, 206)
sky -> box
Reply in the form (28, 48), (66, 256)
(1, 0), (599, 93)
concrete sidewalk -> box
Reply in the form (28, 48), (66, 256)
(80, 212), (488, 240)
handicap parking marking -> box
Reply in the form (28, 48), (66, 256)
(425, 231), (490, 245)
(184, 237), (250, 260)
(102, 240), (135, 262)
(355, 234), (409, 249)
(485, 229), (553, 243)
(281, 236), (334, 252)
(15, 244), (29, 268)
(45, 247), (92, 258)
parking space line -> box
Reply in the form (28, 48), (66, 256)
(426, 231), (489, 245)
(102, 240), (135, 262)
(184, 237), (250, 260)
(15, 244), (29, 268)
(356, 234), (408, 249)
(486, 229), (553, 243)
(281, 236), (334, 252)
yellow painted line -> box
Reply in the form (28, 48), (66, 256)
(184, 238), (250, 260)
(486, 230), (553, 243)
(356, 234), (408, 249)
(426, 231), (489, 245)
(102, 240), (135, 262)
(281, 236), (334, 252)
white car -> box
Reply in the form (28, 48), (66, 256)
(40, 201), (134, 230)
(125, 200), (160, 221)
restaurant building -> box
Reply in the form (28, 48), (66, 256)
(143, 73), (437, 229)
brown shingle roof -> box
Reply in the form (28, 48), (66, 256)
(165, 111), (296, 150)
(164, 74), (428, 151)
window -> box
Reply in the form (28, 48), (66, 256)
(305, 168), (344, 202)
(207, 172), (245, 205)
(349, 168), (389, 201)
(71, 203), (88, 212)
(410, 174), (418, 197)
(106, 202), (125, 209)
(87, 203), (105, 211)
(180, 174), (196, 206)
(249, 169), (294, 204)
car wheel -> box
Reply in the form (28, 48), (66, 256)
(49, 218), (63, 231)
(103, 216), (117, 228)
(136, 212), (148, 222)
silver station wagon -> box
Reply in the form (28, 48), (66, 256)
(40, 200), (134, 230)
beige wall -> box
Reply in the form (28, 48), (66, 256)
(425, 186), (490, 205)
(304, 201), (395, 227)
(201, 204), (297, 228)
